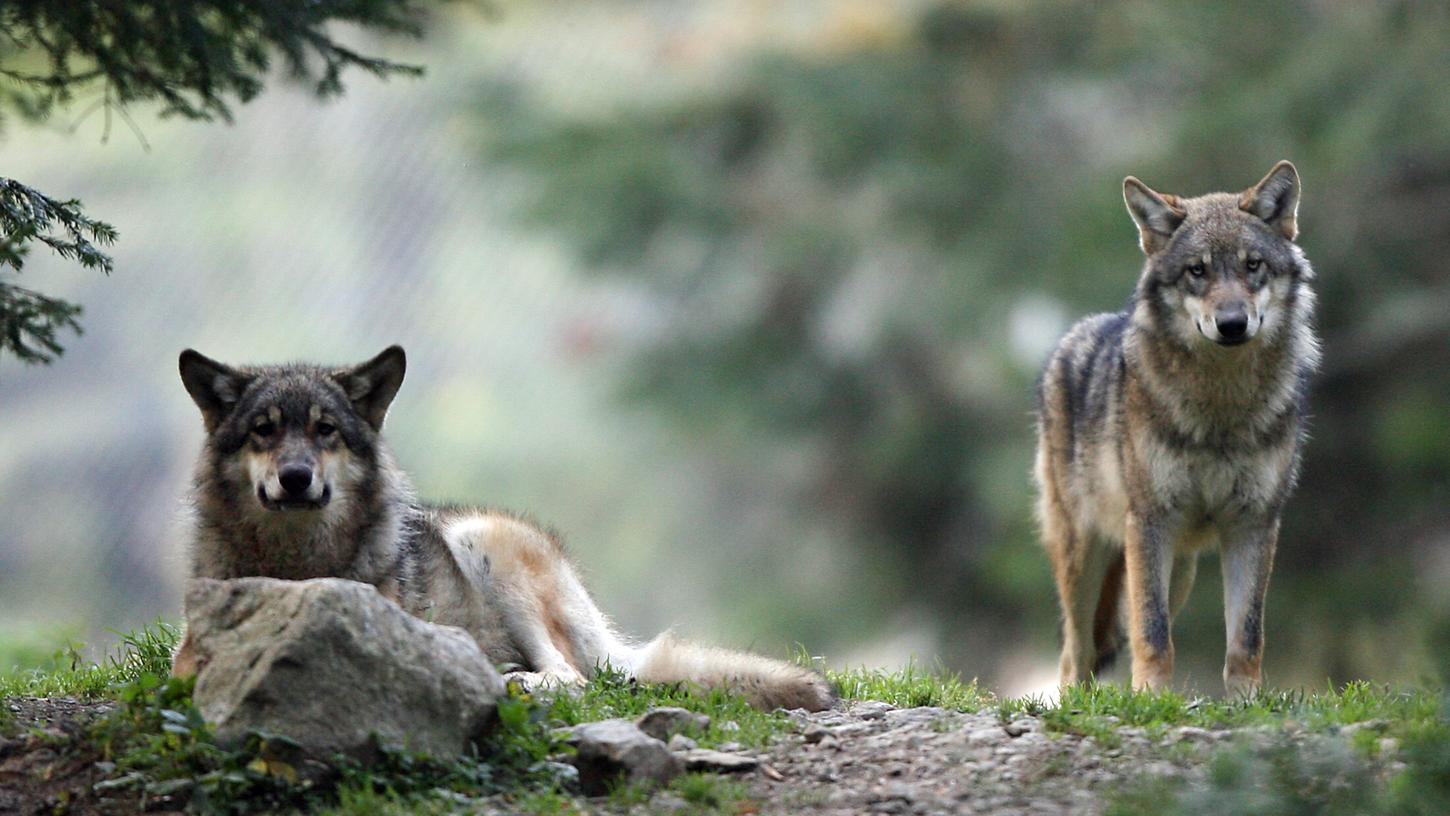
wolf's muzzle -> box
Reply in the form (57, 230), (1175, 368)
(258, 462), (331, 511)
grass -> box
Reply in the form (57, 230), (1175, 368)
(1106, 719), (1450, 816)
(828, 659), (992, 711)
(0, 621), (178, 699)
(1034, 681), (1445, 745)
(4, 625), (1449, 814)
(0, 625), (800, 813)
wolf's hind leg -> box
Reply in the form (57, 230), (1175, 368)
(1048, 517), (1118, 687)
(446, 515), (594, 685)
(1168, 553), (1199, 619)
(1090, 551), (1126, 675)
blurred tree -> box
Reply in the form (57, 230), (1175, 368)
(482, 1), (1450, 682)
(0, 0), (434, 364)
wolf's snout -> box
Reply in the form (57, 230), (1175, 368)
(278, 463), (314, 497)
(1215, 308), (1250, 344)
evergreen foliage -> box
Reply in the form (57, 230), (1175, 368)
(0, 177), (115, 362)
(0, 0), (433, 365)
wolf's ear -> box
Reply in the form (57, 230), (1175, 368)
(179, 350), (249, 432)
(335, 345), (406, 430)
(1123, 176), (1187, 255)
(1240, 160), (1300, 241)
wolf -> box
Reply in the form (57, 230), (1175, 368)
(1034, 161), (1320, 696)
(172, 345), (836, 712)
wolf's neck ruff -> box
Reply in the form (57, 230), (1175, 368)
(1126, 257), (1318, 451)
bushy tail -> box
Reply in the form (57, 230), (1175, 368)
(617, 632), (837, 712)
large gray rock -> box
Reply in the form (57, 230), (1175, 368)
(185, 577), (505, 762)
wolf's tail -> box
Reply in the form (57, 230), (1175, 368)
(611, 632), (837, 712)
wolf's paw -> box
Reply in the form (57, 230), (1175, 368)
(503, 668), (587, 696)
(752, 669), (839, 712)
(794, 673), (840, 713)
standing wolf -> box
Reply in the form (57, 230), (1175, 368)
(174, 345), (836, 711)
(1035, 161), (1320, 696)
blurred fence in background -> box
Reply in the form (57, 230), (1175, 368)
(2, 0), (1448, 695)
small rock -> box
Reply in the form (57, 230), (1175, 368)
(636, 707), (710, 742)
(667, 734), (698, 751)
(854, 701), (895, 720)
(965, 727), (1002, 746)
(678, 748), (760, 773)
(1003, 720), (1034, 738)
(803, 725), (830, 744)
(564, 719), (683, 795)
(718, 741), (744, 752)
(1339, 719), (1389, 737)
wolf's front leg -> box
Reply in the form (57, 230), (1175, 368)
(1123, 511), (1176, 690)
(1220, 517), (1279, 697)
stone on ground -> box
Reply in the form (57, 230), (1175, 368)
(184, 577), (505, 763)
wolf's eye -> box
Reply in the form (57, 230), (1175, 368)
(1186, 263), (1206, 278)
(253, 421), (276, 438)
(1246, 258), (1262, 272)
(316, 422), (337, 437)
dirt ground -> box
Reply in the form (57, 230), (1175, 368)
(0, 697), (160, 815)
(741, 700), (1206, 815)
(0, 696), (1376, 815)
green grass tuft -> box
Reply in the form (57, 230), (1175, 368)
(0, 621), (179, 699)
(829, 660), (990, 711)
(539, 665), (789, 749)
(670, 772), (753, 813)
(1040, 681), (1444, 743)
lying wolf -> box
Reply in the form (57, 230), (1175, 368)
(173, 345), (836, 711)
(1035, 161), (1320, 696)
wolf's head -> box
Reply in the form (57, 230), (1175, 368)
(179, 346), (406, 518)
(1124, 161), (1311, 349)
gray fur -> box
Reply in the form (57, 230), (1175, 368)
(174, 347), (836, 711)
(1035, 162), (1320, 695)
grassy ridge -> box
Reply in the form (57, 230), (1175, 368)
(3, 626), (1448, 814)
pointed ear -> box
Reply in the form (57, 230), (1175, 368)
(1123, 176), (1187, 255)
(179, 350), (249, 432)
(1240, 160), (1300, 240)
(334, 346), (406, 430)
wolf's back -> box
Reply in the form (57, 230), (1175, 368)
(1037, 310), (1130, 460)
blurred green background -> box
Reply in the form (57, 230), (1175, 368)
(3, 1), (1448, 696)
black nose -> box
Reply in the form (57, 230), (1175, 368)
(278, 464), (313, 496)
(1216, 311), (1249, 341)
